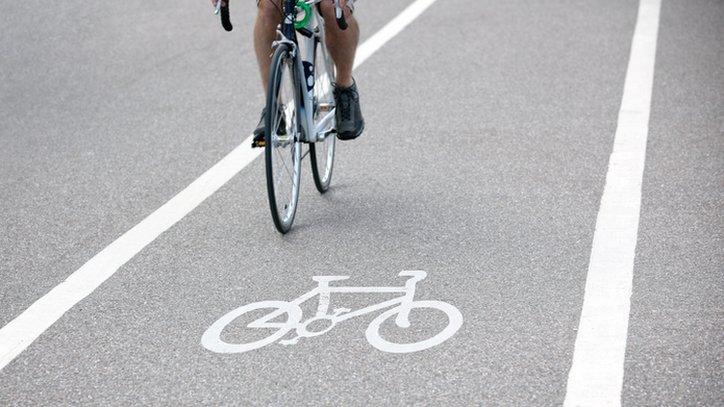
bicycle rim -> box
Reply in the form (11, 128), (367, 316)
(200, 301), (303, 354)
(364, 301), (463, 353)
(265, 47), (302, 234)
(310, 38), (336, 193)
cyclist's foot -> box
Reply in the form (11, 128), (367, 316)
(333, 80), (365, 140)
(251, 107), (286, 148)
(251, 109), (267, 148)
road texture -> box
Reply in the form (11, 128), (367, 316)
(0, 0), (721, 405)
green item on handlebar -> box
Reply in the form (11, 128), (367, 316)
(294, 0), (312, 29)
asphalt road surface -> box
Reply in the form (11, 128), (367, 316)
(1, 0), (722, 405)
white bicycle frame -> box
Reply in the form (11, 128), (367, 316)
(251, 270), (427, 343)
(276, 0), (337, 144)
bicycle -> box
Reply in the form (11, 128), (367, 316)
(217, 0), (348, 233)
(201, 271), (463, 354)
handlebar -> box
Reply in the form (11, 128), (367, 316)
(215, 0), (233, 32)
(333, 0), (348, 30)
(215, 0), (347, 32)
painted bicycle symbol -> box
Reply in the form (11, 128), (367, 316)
(201, 271), (463, 354)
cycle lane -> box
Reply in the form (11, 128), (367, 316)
(1, 0), (639, 404)
(0, 0), (262, 329)
(0, 0), (416, 333)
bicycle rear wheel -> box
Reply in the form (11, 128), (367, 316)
(309, 37), (336, 193)
(265, 45), (302, 234)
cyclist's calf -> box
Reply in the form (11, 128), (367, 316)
(256, 0), (284, 22)
(317, 0), (355, 29)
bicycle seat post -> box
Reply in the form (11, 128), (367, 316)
(309, 276), (347, 317)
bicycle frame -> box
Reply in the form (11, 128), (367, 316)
(250, 271), (429, 329)
(201, 270), (463, 354)
(276, 0), (337, 143)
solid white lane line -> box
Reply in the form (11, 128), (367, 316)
(353, 0), (438, 68)
(0, 0), (441, 371)
(0, 142), (259, 370)
(563, 0), (661, 405)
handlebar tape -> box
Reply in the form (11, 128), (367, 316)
(336, 8), (348, 30)
(220, 2), (233, 31)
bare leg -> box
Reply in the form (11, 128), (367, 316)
(254, 0), (283, 92)
(319, 0), (359, 88)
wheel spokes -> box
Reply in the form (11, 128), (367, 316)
(269, 58), (301, 227)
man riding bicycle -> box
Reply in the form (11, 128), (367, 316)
(211, 0), (365, 146)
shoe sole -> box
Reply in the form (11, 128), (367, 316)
(336, 123), (365, 141)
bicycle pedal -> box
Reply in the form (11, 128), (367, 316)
(251, 139), (266, 148)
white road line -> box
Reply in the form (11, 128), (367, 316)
(354, 0), (438, 68)
(563, 0), (661, 405)
(0, 0), (440, 371)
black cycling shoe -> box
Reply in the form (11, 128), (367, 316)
(251, 107), (286, 148)
(333, 80), (365, 140)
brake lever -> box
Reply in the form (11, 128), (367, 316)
(215, 0), (233, 31)
(333, 0), (348, 30)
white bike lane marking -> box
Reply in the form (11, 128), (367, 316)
(201, 271), (463, 354)
(0, 0), (442, 371)
(564, 0), (661, 405)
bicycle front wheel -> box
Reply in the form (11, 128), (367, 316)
(309, 37), (336, 193)
(365, 301), (463, 353)
(265, 44), (302, 234)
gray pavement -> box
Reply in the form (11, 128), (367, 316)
(622, 0), (723, 405)
(1, 0), (721, 405)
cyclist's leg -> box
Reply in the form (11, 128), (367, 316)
(254, 0), (284, 91)
(317, 0), (359, 87)
(252, 0), (284, 146)
(318, 0), (364, 140)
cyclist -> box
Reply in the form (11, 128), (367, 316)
(212, 0), (365, 146)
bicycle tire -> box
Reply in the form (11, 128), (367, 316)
(265, 44), (303, 234)
(201, 301), (303, 353)
(365, 301), (463, 353)
(309, 37), (336, 193)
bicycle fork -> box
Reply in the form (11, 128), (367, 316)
(393, 270), (427, 328)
